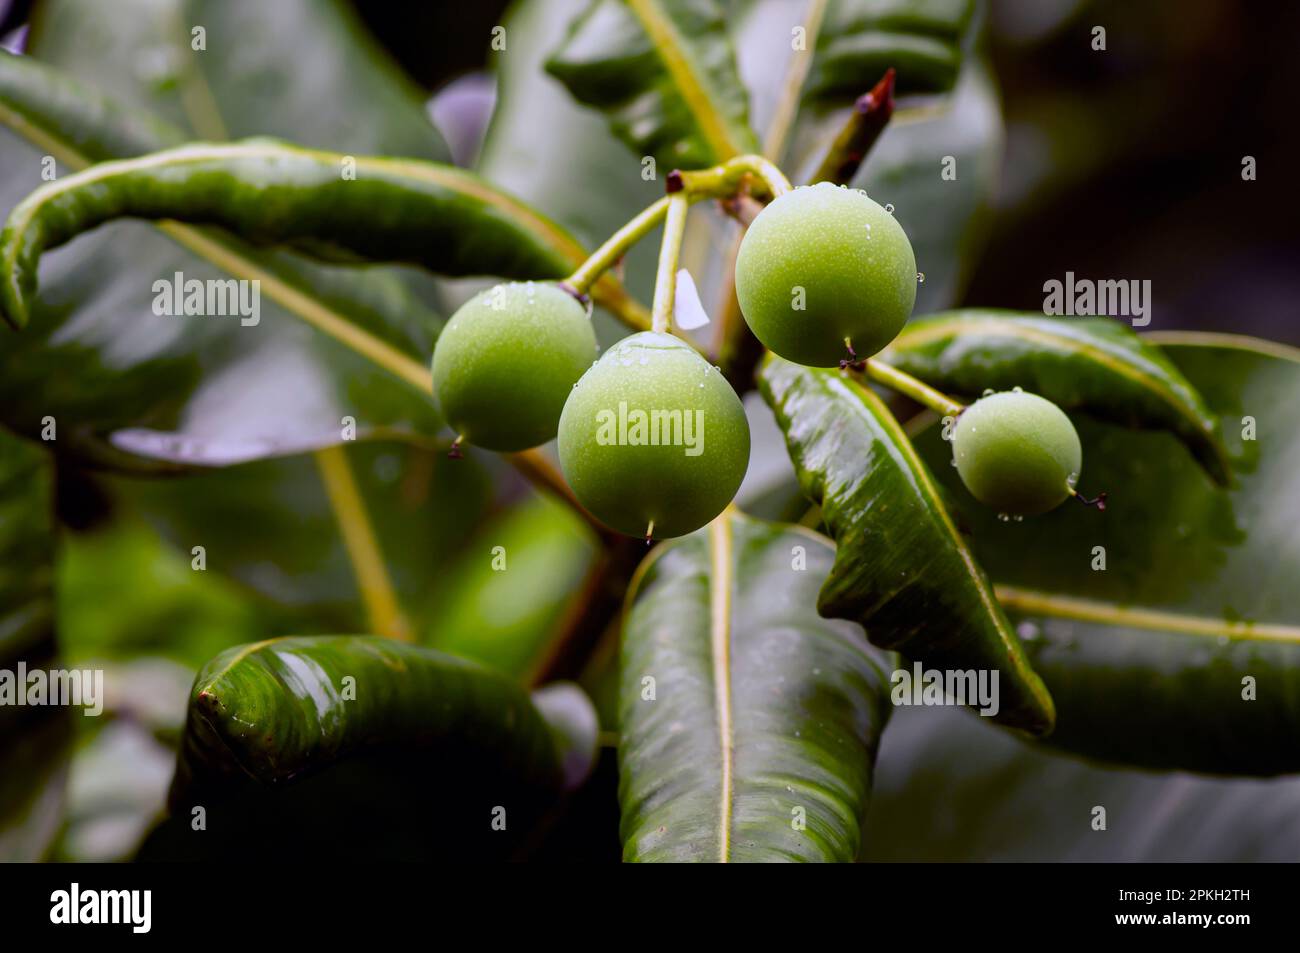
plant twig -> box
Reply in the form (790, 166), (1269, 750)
(812, 67), (896, 185)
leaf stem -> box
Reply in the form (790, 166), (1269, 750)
(859, 359), (965, 417)
(566, 196), (672, 296)
(313, 446), (412, 642)
(651, 192), (691, 334)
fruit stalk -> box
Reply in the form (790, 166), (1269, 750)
(859, 358), (965, 417)
(650, 192), (691, 334)
(564, 196), (672, 299)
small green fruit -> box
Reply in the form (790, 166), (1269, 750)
(734, 182), (916, 367)
(557, 332), (750, 539)
(952, 391), (1082, 517)
(431, 282), (596, 451)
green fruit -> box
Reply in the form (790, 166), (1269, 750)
(432, 282), (596, 451)
(557, 332), (750, 539)
(734, 182), (917, 367)
(952, 391), (1082, 516)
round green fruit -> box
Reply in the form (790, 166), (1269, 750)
(951, 391), (1082, 517)
(734, 182), (917, 367)
(557, 332), (750, 539)
(431, 281), (596, 452)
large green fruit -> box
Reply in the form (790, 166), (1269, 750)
(952, 390), (1083, 517)
(735, 182), (916, 367)
(431, 282), (596, 451)
(557, 332), (750, 539)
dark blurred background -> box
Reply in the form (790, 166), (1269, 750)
(4, 0), (1293, 341)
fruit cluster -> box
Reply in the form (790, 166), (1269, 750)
(431, 175), (1090, 538)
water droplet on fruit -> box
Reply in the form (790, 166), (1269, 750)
(1012, 514), (1024, 522)
(996, 512), (1011, 522)
(1067, 471), (1079, 489)
(916, 272), (925, 283)
(950, 458), (958, 467)
(1012, 385), (1023, 393)
(884, 203), (894, 214)
(982, 388), (995, 397)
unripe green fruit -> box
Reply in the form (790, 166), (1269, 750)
(431, 282), (596, 451)
(734, 182), (917, 367)
(557, 332), (750, 539)
(952, 391), (1082, 517)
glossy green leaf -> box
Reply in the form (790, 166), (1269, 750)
(882, 310), (1231, 484)
(173, 635), (591, 791)
(908, 335), (1300, 774)
(545, 0), (758, 168)
(155, 635), (597, 859)
(0, 138), (598, 330)
(758, 354), (1055, 735)
(0, 431), (72, 861)
(866, 705), (1300, 861)
(805, 0), (974, 105)
(28, 0), (450, 160)
(620, 509), (894, 862)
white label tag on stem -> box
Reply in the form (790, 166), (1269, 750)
(673, 268), (711, 330)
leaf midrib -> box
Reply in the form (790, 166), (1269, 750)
(997, 585), (1300, 644)
(626, 0), (745, 161)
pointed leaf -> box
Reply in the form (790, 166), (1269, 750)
(758, 353), (1055, 735)
(153, 636), (597, 859)
(0, 138), (601, 331)
(881, 310), (1231, 484)
(173, 636), (593, 793)
(545, 0), (758, 168)
(908, 335), (1300, 774)
(620, 510), (894, 862)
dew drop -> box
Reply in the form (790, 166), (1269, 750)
(1012, 514), (1024, 522)
(950, 458), (958, 467)
(1012, 385), (1023, 393)
(982, 388), (995, 397)
(916, 272), (925, 283)
(996, 512), (1011, 523)
(1067, 471), (1079, 489)
(884, 203), (894, 214)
